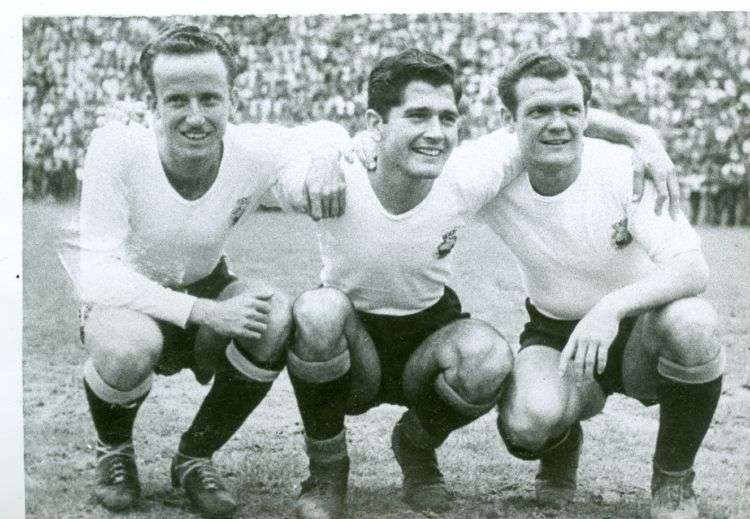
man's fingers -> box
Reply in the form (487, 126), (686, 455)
(573, 340), (587, 381)
(329, 190), (340, 217)
(308, 189), (323, 221)
(584, 341), (598, 379)
(243, 321), (268, 334)
(632, 162), (645, 203)
(251, 300), (272, 315)
(336, 185), (346, 215)
(654, 190), (667, 216)
(559, 341), (576, 374)
(597, 342), (609, 375)
(667, 173), (682, 220)
(236, 329), (262, 341)
(323, 190), (334, 218)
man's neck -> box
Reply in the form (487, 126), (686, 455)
(527, 159), (581, 196)
(159, 142), (223, 201)
(369, 164), (434, 215)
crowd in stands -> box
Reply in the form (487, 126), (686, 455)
(23, 12), (750, 225)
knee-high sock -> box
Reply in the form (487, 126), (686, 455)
(179, 342), (282, 458)
(83, 359), (152, 446)
(288, 349), (351, 441)
(408, 373), (496, 449)
(653, 351), (724, 473)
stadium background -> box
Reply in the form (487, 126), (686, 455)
(20, 12), (750, 518)
(22, 12), (750, 225)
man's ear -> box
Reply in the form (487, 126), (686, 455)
(365, 109), (384, 142)
(501, 106), (516, 133)
(582, 104), (589, 133)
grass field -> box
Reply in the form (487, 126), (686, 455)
(23, 201), (750, 518)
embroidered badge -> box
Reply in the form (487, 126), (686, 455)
(434, 228), (458, 259)
(229, 196), (252, 226)
(611, 217), (633, 249)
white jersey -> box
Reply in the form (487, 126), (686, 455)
(478, 138), (703, 320)
(77, 121), (331, 327)
(303, 129), (517, 316)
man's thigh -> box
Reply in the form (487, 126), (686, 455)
(620, 305), (683, 403)
(504, 346), (605, 425)
(401, 318), (509, 405)
(356, 287), (469, 407)
(83, 305), (165, 386)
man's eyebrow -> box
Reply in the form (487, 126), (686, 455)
(403, 106), (430, 113)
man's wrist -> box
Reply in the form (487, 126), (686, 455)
(632, 124), (661, 149)
(596, 294), (628, 321)
(188, 298), (214, 326)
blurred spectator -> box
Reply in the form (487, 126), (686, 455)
(22, 12), (750, 224)
(679, 171), (705, 225)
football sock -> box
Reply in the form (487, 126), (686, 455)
(84, 379), (148, 446)
(83, 359), (152, 446)
(653, 374), (722, 473)
(305, 430), (348, 465)
(179, 353), (281, 459)
(289, 350), (351, 441)
(408, 374), (488, 449)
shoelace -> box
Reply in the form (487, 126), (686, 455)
(177, 457), (220, 491)
(96, 441), (135, 484)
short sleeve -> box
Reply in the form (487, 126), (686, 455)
(443, 128), (521, 215)
(627, 182), (702, 264)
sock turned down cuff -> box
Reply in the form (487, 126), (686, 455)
(83, 358), (152, 405)
(657, 347), (725, 384)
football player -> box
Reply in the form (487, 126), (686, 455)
(282, 48), (684, 519)
(77, 25), (347, 518)
(485, 50), (723, 519)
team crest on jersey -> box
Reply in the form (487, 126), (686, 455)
(611, 217), (633, 249)
(434, 228), (458, 259)
(229, 197), (252, 226)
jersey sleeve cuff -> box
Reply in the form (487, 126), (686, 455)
(160, 292), (199, 329)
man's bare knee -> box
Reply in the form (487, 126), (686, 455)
(291, 288), (352, 361)
(500, 385), (568, 452)
(86, 308), (162, 390)
(234, 290), (292, 365)
(442, 322), (513, 405)
(655, 298), (719, 365)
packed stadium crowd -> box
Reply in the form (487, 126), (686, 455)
(22, 12), (750, 225)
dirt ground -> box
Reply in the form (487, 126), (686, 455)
(22, 201), (750, 518)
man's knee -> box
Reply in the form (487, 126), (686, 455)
(291, 287), (352, 361)
(229, 282), (293, 365)
(439, 321), (513, 407)
(655, 298), (720, 365)
(498, 387), (568, 453)
(86, 307), (162, 389)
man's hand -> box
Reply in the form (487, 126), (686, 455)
(559, 304), (621, 383)
(189, 291), (272, 340)
(303, 149), (349, 220)
(631, 127), (681, 219)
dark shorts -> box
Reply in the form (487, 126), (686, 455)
(355, 286), (470, 407)
(518, 298), (637, 396)
(81, 258), (237, 379)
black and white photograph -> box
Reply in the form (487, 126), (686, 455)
(17, 4), (750, 518)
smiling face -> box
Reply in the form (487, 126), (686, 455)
(505, 72), (588, 175)
(150, 50), (236, 166)
(371, 80), (459, 181)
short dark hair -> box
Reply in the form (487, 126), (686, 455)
(498, 49), (592, 116)
(367, 48), (462, 120)
(139, 24), (239, 95)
